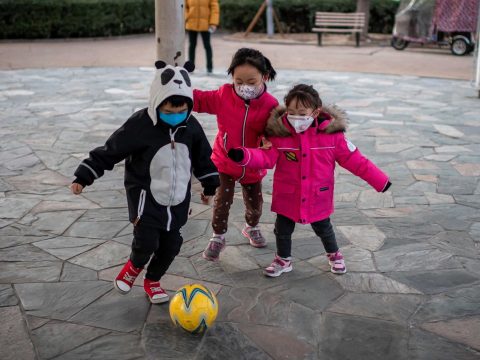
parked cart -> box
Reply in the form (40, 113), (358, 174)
(391, 0), (479, 56)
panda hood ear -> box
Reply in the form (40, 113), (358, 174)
(147, 61), (194, 125)
(183, 61), (195, 73)
(155, 60), (167, 69)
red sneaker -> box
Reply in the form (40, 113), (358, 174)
(144, 278), (169, 304)
(114, 259), (143, 294)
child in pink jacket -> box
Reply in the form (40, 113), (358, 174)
(228, 84), (391, 277)
(193, 48), (279, 261)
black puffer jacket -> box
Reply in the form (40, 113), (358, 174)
(74, 62), (219, 230)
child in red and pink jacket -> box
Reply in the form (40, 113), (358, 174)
(193, 48), (279, 261)
(228, 84), (391, 277)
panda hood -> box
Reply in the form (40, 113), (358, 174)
(147, 61), (195, 125)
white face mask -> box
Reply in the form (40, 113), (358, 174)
(287, 114), (315, 133)
(234, 83), (263, 100)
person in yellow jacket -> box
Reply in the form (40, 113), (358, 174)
(185, 0), (220, 74)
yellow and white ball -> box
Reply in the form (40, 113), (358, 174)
(169, 284), (218, 333)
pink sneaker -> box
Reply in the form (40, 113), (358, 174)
(327, 251), (347, 274)
(242, 225), (267, 248)
(144, 278), (169, 304)
(202, 234), (226, 261)
(264, 254), (292, 277)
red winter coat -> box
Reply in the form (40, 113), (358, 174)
(236, 109), (390, 224)
(193, 84), (279, 184)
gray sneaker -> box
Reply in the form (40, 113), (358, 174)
(202, 235), (226, 261)
(242, 225), (267, 248)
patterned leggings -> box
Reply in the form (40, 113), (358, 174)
(211, 173), (263, 234)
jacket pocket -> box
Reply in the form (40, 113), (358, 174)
(133, 189), (146, 226)
(312, 184), (333, 209)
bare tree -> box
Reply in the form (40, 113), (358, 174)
(356, 0), (370, 39)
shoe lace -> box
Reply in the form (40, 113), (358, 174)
(209, 237), (224, 252)
(248, 228), (263, 243)
(270, 257), (287, 270)
(150, 286), (164, 293)
(328, 251), (343, 261)
(123, 273), (136, 283)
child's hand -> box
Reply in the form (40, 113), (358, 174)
(70, 183), (84, 195)
(200, 193), (212, 205)
(260, 138), (272, 150)
(228, 148), (244, 162)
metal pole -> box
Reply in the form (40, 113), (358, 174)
(155, 0), (185, 66)
(266, 0), (274, 38)
(475, 0), (480, 98)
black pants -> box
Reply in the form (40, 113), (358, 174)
(130, 224), (183, 281)
(188, 31), (213, 72)
(275, 214), (338, 258)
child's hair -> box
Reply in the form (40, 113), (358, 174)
(227, 48), (277, 81)
(284, 84), (322, 109)
(159, 95), (192, 109)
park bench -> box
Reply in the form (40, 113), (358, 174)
(312, 12), (365, 47)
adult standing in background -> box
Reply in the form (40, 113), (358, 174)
(185, 0), (220, 74)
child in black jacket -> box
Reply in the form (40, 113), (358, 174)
(71, 61), (219, 303)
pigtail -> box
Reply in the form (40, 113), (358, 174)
(263, 56), (277, 81)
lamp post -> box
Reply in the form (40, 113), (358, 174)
(266, 0), (274, 38)
(155, 0), (185, 66)
(474, 0), (480, 98)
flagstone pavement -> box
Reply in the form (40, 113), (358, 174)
(0, 67), (479, 360)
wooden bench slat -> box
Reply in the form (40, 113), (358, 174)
(315, 25), (364, 28)
(316, 17), (364, 21)
(312, 28), (362, 33)
(315, 12), (365, 15)
(316, 14), (365, 18)
(315, 21), (365, 25)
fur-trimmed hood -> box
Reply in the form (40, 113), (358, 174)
(265, 104), (348, 137)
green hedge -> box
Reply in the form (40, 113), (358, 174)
(0, 0), (155, 39)
(220, 0), (398, 34)
(0, 0), (397, 39)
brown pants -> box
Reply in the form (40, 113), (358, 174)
(212, 173), (263, 235)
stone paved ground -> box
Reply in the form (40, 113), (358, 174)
(0, 67), (479, 360)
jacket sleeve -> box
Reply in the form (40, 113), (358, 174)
(236, 147), (279, 170)
(209, 0), (220, 26)
(73, 118), (142, 187)
(193, 88), (220, 115)
(335, 133), (390, 192)
(191, 118), (220, 195)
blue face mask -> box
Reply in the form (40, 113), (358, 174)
(158, 111), (188, 127)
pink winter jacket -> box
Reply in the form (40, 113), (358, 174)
(193, 84), (279, 184)
(235, 109), (390, 224)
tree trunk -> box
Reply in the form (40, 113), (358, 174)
(356, 0), (370, 39)
(155, 0), (185, 66)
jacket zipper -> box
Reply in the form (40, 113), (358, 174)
(166, 126), (184, 231)
(133, 189), (146, 226)
(238, 102), (250, 181)
(223, 132), (228, 151)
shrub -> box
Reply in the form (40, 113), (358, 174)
(0, 0), (155, 39)
(0, 0), (398, 39)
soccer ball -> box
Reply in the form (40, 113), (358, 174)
(169, 284), (218, 334)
